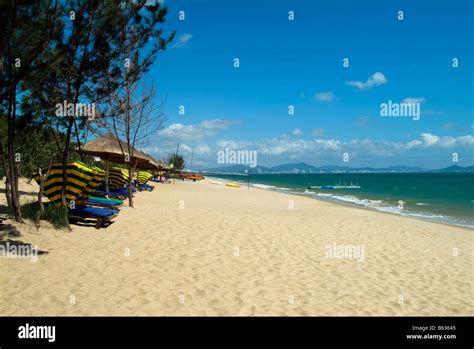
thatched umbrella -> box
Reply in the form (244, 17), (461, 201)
(139, 152), (169, 171)
(156, 159), (170, 170)
(79, 133), (152, 191)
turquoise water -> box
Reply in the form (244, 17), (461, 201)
(208, 173), (474, 228)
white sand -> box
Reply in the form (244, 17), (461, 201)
(0, 178), (472, 315)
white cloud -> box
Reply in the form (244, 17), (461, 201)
(216, 139), (253, 150)
(148, 129), (474, 169)
(421, 133), (439, 146)
(173, 33), (193, 48)
(314, 91), (335, 102)
(214, 133), (473, 162)
(229, 137), (342, 156)
(292, 128), (303, 137)
(402, 97), (426, 104)
(455, 135), (474, 146)
(194, 144), (212, 155)
(157, 119), (237, 143)
(346, 72), (387, 90)
(405, 139), (422, 149)
(178, 143), (211, 155)
(179, 144), (193, 153)
(403, 133), (474, 149)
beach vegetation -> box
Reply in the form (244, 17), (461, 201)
(167, 153), (186, 171)
(21, 202), (69, 230)
(1, 1), (174, 221)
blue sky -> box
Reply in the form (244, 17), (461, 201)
(143, 0), (473, 169)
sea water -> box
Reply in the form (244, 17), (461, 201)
(208, 173), (474, 228)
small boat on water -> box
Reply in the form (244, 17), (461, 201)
(307, 183), (361, 189)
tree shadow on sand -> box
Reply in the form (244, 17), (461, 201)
(68, 216), (116, 229)
(0, 220), (49, 257)
(0, 220), (21, 238)
(0, 187), (38, 197)
(0, 239), (49, 257)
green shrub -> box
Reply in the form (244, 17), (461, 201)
(43, 205), (69, 229)
(21, 201), (70, 229)
(21, 202), (40, 221)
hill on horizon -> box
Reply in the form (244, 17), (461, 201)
(201, 162), (474, 174)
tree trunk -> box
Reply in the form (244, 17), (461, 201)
(0, 143), (12, 209)
(36, 159), (52, 229)
(73, 117), (84, 162)
(7, 88), (22, 222)
(127, 162), (134, 208)
(37, 167), (45, 215)
(60, 118), (75, 209)
(5, 175), (12, 209)
(105, 158), (109, 193)
(3, 168), (12, 210)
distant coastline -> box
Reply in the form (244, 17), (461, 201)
(201, 162), (474, 175)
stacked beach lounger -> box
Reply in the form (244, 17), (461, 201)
(94, 168), (154, 196)
(137, 171), (154, 191)
(33, 162), (120, 229)
(93, 167), (136, 199)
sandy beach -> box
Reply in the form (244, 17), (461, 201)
(0, 178), (472, 316)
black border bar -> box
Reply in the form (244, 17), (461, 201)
(0, 316), (472, 346)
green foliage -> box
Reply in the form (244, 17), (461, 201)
(1, 1), (174, 218)
(16, 127), (62, 177)
(21, 202), (40, 222)
(3, 1), (175, 163)
(43, 205), (69, 229)
(21, 201), (69, 229)
(0, 115), (7, 142)
(167, 153), (185, 171)
(21, 1), (175, 131)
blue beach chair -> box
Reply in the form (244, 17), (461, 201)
(68, 205), (119, 229)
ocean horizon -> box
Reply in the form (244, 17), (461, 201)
(208, 172), (474, 228)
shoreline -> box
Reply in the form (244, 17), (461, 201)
(206, 176), (474, 230)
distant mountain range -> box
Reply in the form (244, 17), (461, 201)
(201, 163), (474, 174)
